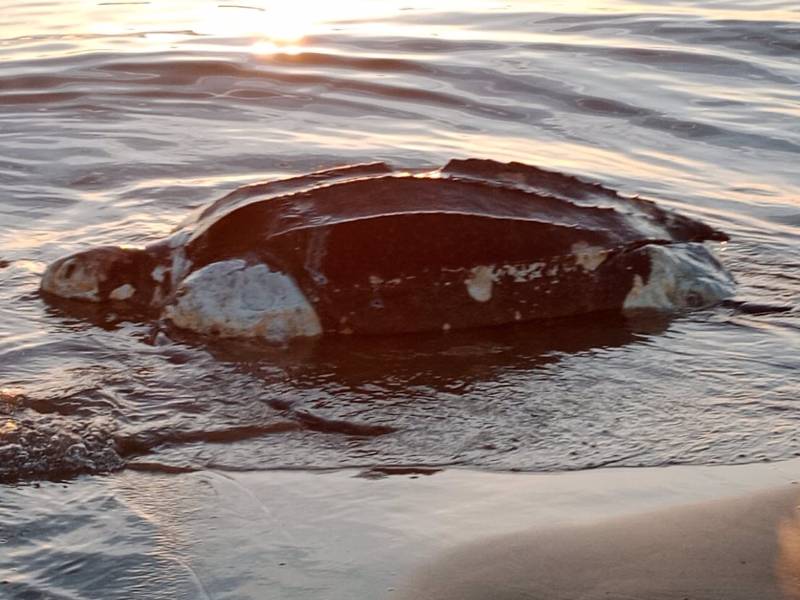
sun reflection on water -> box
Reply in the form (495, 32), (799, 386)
(5, 0), (797, 64)
(195, 4), (308, 44)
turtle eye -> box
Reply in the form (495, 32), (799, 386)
(62, 261), (77, 280)
(685, 290), (703, 308)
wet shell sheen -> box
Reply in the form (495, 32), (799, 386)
(141, 158), (734, 339)
(39, 159), (734, 342)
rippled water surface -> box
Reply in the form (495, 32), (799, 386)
(1, 0), (799, 597)
(2, 0), (799, 481)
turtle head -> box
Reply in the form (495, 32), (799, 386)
(41, 246), (154, 304)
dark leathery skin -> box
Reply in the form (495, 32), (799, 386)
(41, 158), (730, 337)
(171, 159), (726, 334)
(264, 214), (654, 334)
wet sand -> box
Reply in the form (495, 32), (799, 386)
(2, 459), (800, 599)
(398, 478), (800, 600)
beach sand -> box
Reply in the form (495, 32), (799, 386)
(397, 480), (800, 600)
(116, 458), (800, 599)
(3, 460), (800, 599)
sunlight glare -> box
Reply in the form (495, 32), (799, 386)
(192, 0), (394, 53)
(195, 5), (308, 44)
(1, 420), (19, 435)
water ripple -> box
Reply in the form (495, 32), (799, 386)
(0, 0), (798, 483)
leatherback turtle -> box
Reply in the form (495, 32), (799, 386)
(41, 159), (735, 342)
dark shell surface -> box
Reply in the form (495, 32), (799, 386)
(44, 159), (734, 340)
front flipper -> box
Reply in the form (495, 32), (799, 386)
(622, 243), (735, 312)
(163, 260), (322, 343)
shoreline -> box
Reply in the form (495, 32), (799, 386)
(397, 474), (800, 599)
(2, 459), (799, 599)
(107, 457), (800, 599)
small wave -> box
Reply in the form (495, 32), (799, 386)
(0, 404), (124, 483)
(291, 410), (397, 437)
(1, 0), (799, 484)
(0, 52), (543, 126)
(115, 421), (301, 456)
(0, 388), (396, 481)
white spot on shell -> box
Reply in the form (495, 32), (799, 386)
(304, 228), (330, 286)
(571, 241), (608, 272)
(442, 322), (451, 332)
(109, 284), (136, 301)
(167, 230), (191, 249)
(625, 214), (671, 239)
(151, 265), (167, 283)
(164, 260), (322, 343)
(463, 261), (552, 303)
(495, 262), (545, 282)
(465, 265), (494, 302)
(623, 243), (735, 312)
(150, 265), (169, 305)
(170, 249), (193, 290)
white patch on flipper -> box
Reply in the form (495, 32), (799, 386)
(109, 284), (135, 301)
(164, 260), (322, 343)
(571, 241), (608, 272)
(465, 265), (494, 302)
(623, 243), (735, 312)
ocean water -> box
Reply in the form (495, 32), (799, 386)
(0, 0), (798, 596)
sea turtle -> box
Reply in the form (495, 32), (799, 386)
(40, 158), (735, 342)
